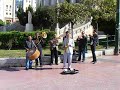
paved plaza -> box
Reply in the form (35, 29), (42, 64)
(0, 55), (120, 90)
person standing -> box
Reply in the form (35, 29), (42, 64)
(63, 31), (75, 70)
(34, 32), (44, 69)
(77, 31), (87, 62)
(89, 30), (98, 64)
(50, 36), (59, 65)
(24, 35), (36, 70)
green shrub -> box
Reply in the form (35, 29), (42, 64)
(0, 31), (55, 49)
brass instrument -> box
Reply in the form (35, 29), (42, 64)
(64, 44), (69, 52)
(40, 32), (47, 39)
(64, 38), (69, 52)
(35, 32), (47, 45)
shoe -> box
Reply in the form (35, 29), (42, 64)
(40, 65), (43, 67)
(82, 60), (85, 62)
(56, 63), (58, 65)
(92, 61), (97, 64)
(63, 69), (68, 72)
(50, 63), (53, 65)
(78, 59), (81, 61)
(29, 67), (33, 69)
(68, 68), (74, 71)
(91, 61), (94, 63)
(25, 68), (28, 70)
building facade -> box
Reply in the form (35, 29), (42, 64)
(0, 0), (16, 23)
(0, 0), (80, 24)
(23, 0), (36, 11)
(36, 0), (80, 8)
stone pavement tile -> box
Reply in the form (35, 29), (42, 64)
(0, 55), (120, 90)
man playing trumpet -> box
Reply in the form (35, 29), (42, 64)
(63, 31), (75, 71)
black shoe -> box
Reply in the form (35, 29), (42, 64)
(82, 60), (85, 62)
(78, 59), (81, 61)
(29, 67), (33, 69)
(25, 68), (28, 70)
(55, 63), (58, 65)
(92, 61), (97, 64)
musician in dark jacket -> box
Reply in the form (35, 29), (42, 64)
(89, 30), (98, 64)
(24, 35), (36, 70)
(34, 32), (45, 68)
(50, 36), (59, 65)
(77, 31), (87, 62)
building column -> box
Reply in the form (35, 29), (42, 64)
(13, 0), (16, 22)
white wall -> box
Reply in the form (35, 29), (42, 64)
(0, 0), (4, 21)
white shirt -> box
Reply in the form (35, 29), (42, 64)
(63, 38), (75, 54)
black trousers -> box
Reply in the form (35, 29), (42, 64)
(90, 45), (96, 62)
(51, 47), (58, 64)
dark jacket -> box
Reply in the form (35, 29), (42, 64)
(90, 34), (98, 46)
(24, 40), (36, 50)
(77, 35), (87, 50)
(49, 38), (58, 51)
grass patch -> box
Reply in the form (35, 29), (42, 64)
(0, 45), (106, 58)
(0, 49), (64, 58)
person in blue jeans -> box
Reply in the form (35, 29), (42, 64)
(24, 35), (36, 70)
(77, 31), (87, 62)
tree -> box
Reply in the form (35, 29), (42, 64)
(0, 19), (5, 26)
(82, 0), (116, 34)
(17, 6), (27, 26)
(33, 6), (56, 29)
(58, 1), (90, 26)
(17, 5), (34, 26)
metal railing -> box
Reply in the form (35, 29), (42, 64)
(98, 35), (115, 49)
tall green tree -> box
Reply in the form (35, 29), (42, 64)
(58, 1), (90, 26)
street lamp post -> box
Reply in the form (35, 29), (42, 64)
(115, 0), (120, 55)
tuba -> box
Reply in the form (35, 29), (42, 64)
(35, 32), (47, 45)
(41, 32), (47, 39)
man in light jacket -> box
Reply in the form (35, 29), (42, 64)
(63, 31), (75, 71)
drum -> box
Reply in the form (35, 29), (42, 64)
(27, 48), (40, 60)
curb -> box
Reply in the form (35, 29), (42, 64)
(0, 48), (114, 67)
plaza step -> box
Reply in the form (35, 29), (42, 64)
(0, 48), (114, 67)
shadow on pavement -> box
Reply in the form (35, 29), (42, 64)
(0, 67), (20, 72)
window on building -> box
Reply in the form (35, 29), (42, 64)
(6, 5), (8, 9)
(9, 13), (11, 15)
(10, 5), (11, 9)
(6, 13), (8, 15)
(9, 5), (11, 11)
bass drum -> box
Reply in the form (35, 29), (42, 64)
(27, 48), (40, 60)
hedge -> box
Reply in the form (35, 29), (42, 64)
(0, 30), (55, 49)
